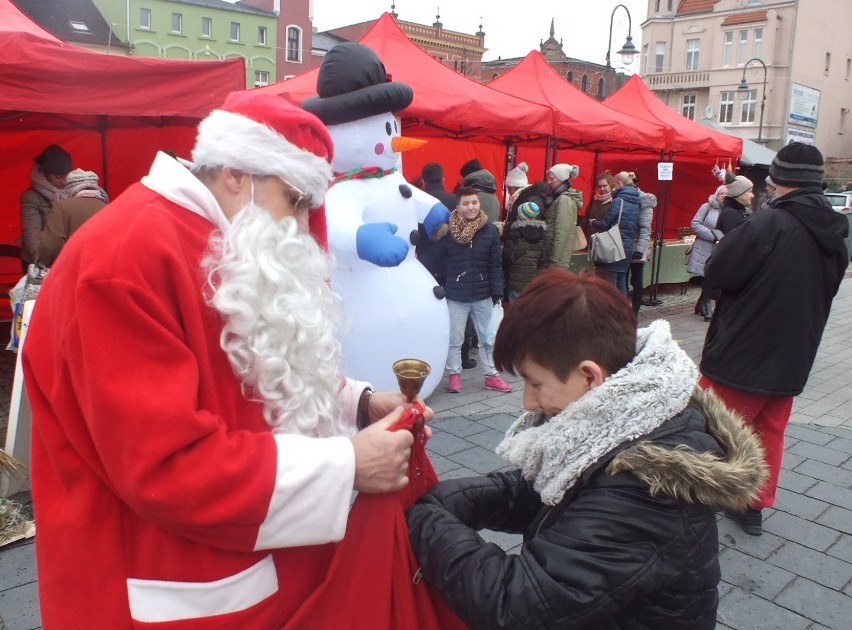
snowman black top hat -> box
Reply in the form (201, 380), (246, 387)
(302, 42), (413, 126)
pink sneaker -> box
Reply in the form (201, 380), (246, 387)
(484, 375), (512, 392)
(447, 373), (462, 393)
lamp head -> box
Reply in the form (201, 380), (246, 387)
(618, 35), (636, 66)
(738, 76), (750, 91)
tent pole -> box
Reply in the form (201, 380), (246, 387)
(551, 137), (559, 168)
(544, 136), (552, 178)
(100, 115), (109, 193)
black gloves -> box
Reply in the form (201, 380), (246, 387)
(492, 295), (502, 305)
(632, 251), (643, 260)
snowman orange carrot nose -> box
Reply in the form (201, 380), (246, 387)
(391, 136), (427, 153)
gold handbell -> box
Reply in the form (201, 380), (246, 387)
(392, 359), (431, 402)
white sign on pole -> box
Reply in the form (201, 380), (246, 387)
(788, 83), (820, 129)
(785, 127), (816, 146)
(657, 162), (674, 181)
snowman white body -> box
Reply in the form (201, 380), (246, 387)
(326, 113), (450, 396)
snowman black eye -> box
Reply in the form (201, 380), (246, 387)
(385, 122), (392, 135)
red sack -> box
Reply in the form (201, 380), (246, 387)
(284, 403), (468, 629)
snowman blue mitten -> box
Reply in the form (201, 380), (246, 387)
(356, 222), (409, 267)
(423, 202), (451, 240)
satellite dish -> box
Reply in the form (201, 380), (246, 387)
(704, 105), (714, 119)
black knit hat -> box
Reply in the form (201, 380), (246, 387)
(768, 142), (824, 188)
(459, 159), (482, 178)
(35, 144), (72, 176)
(301, 42), (413, 126)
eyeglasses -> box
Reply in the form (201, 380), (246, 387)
(280, 178), (317, 213)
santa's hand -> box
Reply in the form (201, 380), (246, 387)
(356, 222), (409, 267)
(351, 408), (414, 493)
(423, 202), (450, 240)
(369, 392), (435, 425)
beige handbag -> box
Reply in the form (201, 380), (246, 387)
(573, 226), (588, 252)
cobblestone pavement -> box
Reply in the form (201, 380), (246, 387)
(2, 277), (851, 629)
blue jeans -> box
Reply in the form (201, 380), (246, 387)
(447, 298), (497, 376)
(598, 268), (628, 296)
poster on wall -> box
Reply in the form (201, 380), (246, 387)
(787, 83), (820, 129)
(785, 127), (816, 146)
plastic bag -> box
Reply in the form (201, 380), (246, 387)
(484, 301), (503, 346)
(7, 264), (48, 352)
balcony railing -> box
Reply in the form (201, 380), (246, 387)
(644, 71), (711, 89)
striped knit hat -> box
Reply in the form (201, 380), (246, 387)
(768, 142), (824, 188)
(517, 201), (541, 221)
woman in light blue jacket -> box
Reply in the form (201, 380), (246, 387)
(686, 185), (726, 320)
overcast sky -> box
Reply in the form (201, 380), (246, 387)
(226, 1), (650, 70)
(309, 0), (649, 68)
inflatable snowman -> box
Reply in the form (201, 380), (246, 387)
(303, 42), (450, 397)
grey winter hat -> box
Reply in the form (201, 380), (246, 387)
(768, 142), (824, 188)
(725, 175), (753, 198)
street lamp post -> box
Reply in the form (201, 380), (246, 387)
(605, 4), (636, 69)
(739, 58), (768, 145)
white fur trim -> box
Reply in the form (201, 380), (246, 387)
(254, 434), (355, 549)
(192, 110), (332, 207)
(127, 555), (277, 622)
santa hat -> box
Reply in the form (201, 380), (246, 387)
(505, 162), (529, 188)
(192, 91), (334, 211)
(548, 163), (579, 183)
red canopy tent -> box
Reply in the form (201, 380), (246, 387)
(0, 0), (245, 293)
(260, 13), (557, 191)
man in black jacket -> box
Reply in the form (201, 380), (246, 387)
(700, 142), (849, 535)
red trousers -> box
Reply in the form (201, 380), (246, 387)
(699, 377), (794, 510)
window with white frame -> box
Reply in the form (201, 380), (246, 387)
(741, 89), (757, 123)
(171, 13), (182, 34)
(722, 31), (733, 66)
(258, 26), (267, 46)
(254, 70), (269, 87)
(69, 21), (90, 33)
(140, 8), (151, 29)
(737, 30), (748, 65)
(719, 91), (735, 124)
(686, 39), (700, 70)
(286, 26), (302, 62)
(201, 17), (212, 38)
(682, 94), (696, 120)
(230, 22), (240, 42)
(753, 28), (762, 59)
(655, 42), (665, 72)
(642, 43), (649, 74)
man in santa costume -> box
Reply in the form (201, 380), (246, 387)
(23, 91), (423, 629)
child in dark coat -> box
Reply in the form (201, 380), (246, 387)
(502, 202), (547, 302)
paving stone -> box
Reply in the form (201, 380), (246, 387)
(786, 425), (837, 446)
(777, 468), (819, 494)
(826, 534), (852, 564)
(0, 582), (41, 630)
(793, 459), (852, 488)
(718, 547), (796, 599)
(805, 480), (852, 511)
(450, 401), (494, 416)
(816, 506), (852, 536)
(0, 543), (37, 593)
(786, 441), (849, 467)
(761, 512), (840, 552)
(476, 413), (517, 433)
(774, 488), (830, 520)
(774, 577), (852, 629)
(426, 452), (461, 476)
(446, 445), (509, 475)
(430, 416), (490, 438)
(768, 540), (852, 590)
(438, 466), (479, 481)
(780, 452), (807, 471)
(425, 432), (474, 457)
(479, 529), (522, 553)
(462, 428), (506, 452)
(717, 518), (786, 561)
(826, 437), (852, 455)
(716, 586), (810, 630)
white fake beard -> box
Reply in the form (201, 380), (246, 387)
(203, 201), (346, 437)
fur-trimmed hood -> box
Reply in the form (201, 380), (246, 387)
(508, 218), (546, 243)
(497, 320), (766, 510)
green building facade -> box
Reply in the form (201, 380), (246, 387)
(92, 0), (277, 88)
